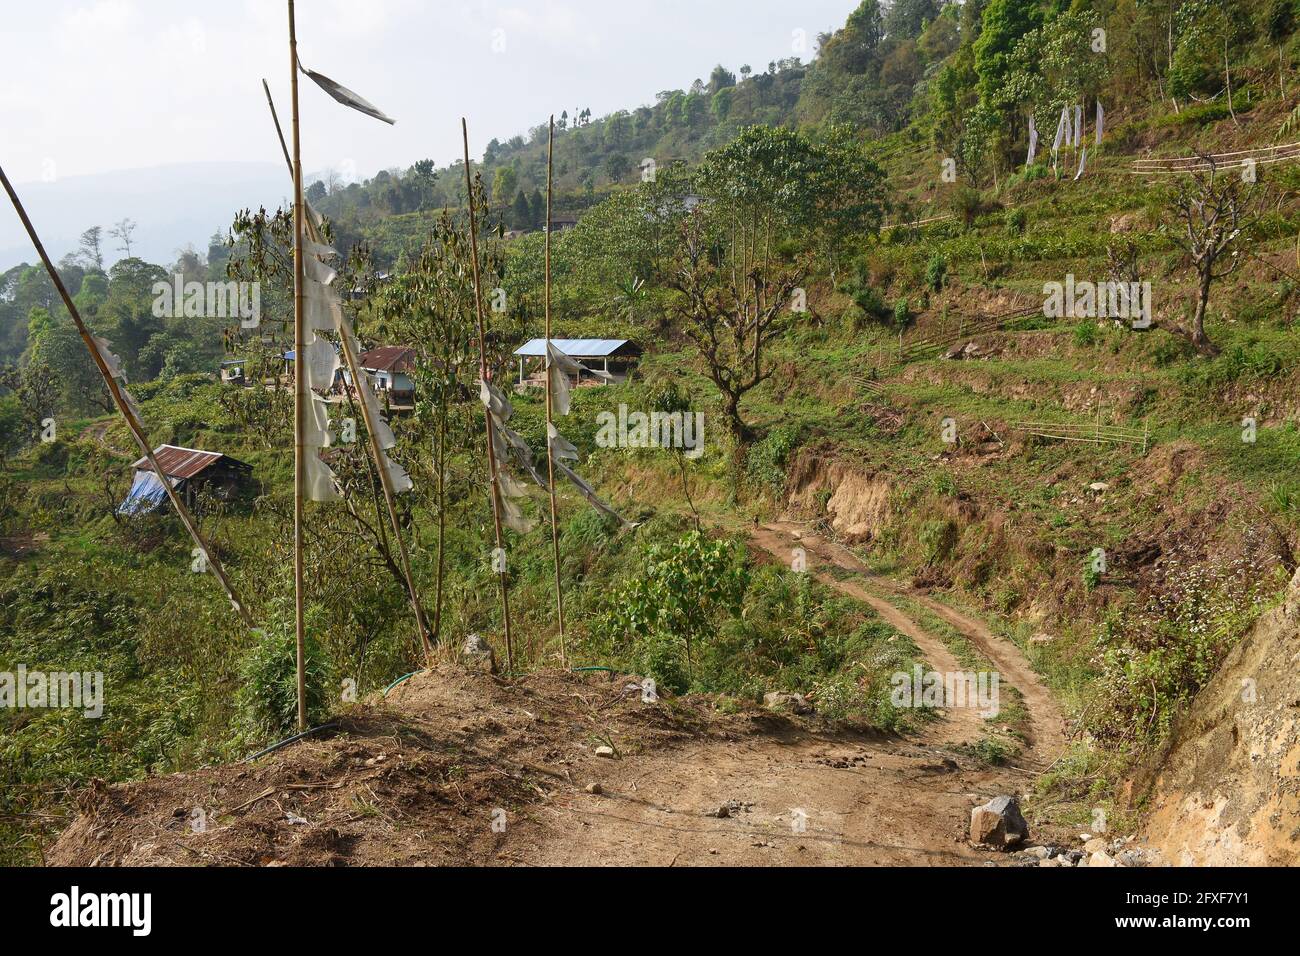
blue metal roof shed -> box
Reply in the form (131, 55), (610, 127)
(513, 338), (640, 358)
(512, 338), (642, 386)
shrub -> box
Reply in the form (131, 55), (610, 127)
(598, 530), (749, 693)
(924, 253), (948, 291)
(746, 424), (801, 494)
(236, 611), (336, 740)
(893, 298), (911, 330)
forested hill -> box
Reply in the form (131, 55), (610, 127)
(307, 0), (951, 236)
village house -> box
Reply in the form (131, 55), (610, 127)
(343, 345), (417, 404)
(220, 358), (247, 385)
(513, 338), (642, 388)
(546, 215), (579, 233)
(118, 445), (253, 516)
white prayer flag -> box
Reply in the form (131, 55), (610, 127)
(305, 453), (342, 502)
(299, 62), (396, 125)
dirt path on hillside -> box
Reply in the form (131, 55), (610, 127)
(749, 521), (1067, 763)
(516, 523), (1067, 867)
(84, 420), (132, 459)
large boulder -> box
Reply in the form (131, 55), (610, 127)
(460, 634), (497, 674)
(970, 795), (1030, 849)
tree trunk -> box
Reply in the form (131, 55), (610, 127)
(1192, 271), (1213, 345)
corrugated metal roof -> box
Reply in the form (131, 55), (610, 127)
(359, 345), (415, 372)
(513, 338), (636, 358)
(131, 445), (226, 480)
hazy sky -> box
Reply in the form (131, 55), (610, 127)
(2, 0), (860, 185)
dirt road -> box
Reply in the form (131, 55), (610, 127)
(748, 521), (1066, 761)
(518, 522), (1067, 866)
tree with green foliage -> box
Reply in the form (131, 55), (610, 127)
(973, 0), (1042, 114)
(488, 163), (514, 208)
(665, 127), (831, 444)
(885, 0), (942, 39)
(510, 189), (531, 231)
(27, 311), (107, 415)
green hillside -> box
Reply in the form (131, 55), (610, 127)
(4, 0), (1300, 864)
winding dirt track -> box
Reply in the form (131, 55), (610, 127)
(519, 522), (1066, 866)
(749, 521), (1066, 762)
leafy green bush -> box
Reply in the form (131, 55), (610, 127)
(236, 610), (336, 740)
(893, 297), (911, 330)
(598, 530), (749, 693)
(746, 424), (801, 493)
(924, 253), (948, 291)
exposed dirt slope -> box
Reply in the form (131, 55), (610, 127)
(48, 666), (730, 866)
(1141, 566), (1300, 866)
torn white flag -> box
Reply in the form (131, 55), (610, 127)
(299, 62), (396, 125)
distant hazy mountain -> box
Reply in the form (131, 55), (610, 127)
(0, 162), (297, 273)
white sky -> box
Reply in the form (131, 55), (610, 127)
(2, 0), (860, 185)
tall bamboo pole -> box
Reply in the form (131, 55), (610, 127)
(288, 0), (308, 731)
(541, 116), (567, 664)
(260, 79), (432, 657)
(0, 165), (253, 629)
(462, 118), (514, 673)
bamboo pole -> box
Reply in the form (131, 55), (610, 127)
(462, 118), (514, 673)
(288, 0), (308, 732)
(260, 79), (433, 657)
(541, 116), (567, 664)
(0, 164), (253, 630)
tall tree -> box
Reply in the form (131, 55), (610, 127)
(78, 226), (104, 271)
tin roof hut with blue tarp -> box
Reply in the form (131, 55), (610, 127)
(118, 445), (253, 517)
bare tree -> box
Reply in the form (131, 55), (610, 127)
(78, 226), (104, 271)
(109, 217), (137, 258)
(1167, 158), (1255, 352)
(664, 211), (806, 445)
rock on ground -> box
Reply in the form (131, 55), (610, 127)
(460, 634), (497, 674)
(970, 795), (1030, 849)
(763, 691), (812, 715)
